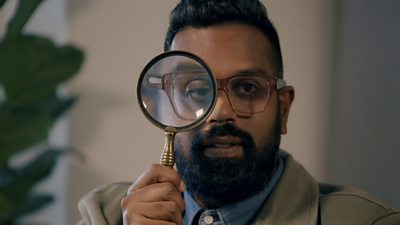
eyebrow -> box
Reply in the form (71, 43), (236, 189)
(233, 68), (271, 77)
(171, 64), (273, 79)
(171, 62), (206, 72)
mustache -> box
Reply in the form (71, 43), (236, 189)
(191, 123), (255, 155)
(205, 123), (249, 138)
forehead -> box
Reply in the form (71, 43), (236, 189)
(170, 23), (276, 79)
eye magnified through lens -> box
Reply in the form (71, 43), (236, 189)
(137, 51), (217, 167)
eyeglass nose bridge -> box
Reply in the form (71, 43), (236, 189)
(215, 78), (234, 109)
(216, 78), (230, 94)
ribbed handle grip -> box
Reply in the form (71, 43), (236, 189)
(160, 127), (176, 168)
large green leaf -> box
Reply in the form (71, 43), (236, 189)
(4, 0), (44, 39)
(41, 95), (77, 120)
(0, 194), (53, 225)
(0, 0), (7, 9)
(0, 36), (84, 107)
(0, 0), (85, 222)
(0, 106), (52, 166)
(0, 149), (61, 223)
(0, 149), (61, 202)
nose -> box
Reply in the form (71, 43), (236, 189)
(206, 89), (236, 124)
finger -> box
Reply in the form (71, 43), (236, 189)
(179, 180), (185, 191)
(122, 182), (185, 213)
(128, 164), (183, 193)
(123, 213), (178, 225)
(123, 201), (183, 225)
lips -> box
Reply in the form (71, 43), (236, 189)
(202, 136), (244, 158)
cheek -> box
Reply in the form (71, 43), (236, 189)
(244, 123), (268, 147)
(239, 111), (278, 151)
(253, 126), (274, 151)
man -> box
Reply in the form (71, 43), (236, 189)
(77, 0), (400, 224)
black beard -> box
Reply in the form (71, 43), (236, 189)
(175, 119), (281, 207)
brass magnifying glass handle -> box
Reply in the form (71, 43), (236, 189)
(137, 52), (217, 169)
(160, 127), (176, 168)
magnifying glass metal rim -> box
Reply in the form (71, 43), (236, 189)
(137, 50), (217, 133)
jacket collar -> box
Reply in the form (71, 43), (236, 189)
(253, 151), (319, 225)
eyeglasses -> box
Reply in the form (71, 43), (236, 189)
(216, 75), (286, 116)
(144, 70), (286, 120)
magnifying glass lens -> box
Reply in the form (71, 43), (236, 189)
(172, 71), (213, 120)
(138, 52), (216, 131)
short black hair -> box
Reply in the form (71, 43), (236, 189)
(164, 0), (283, 78)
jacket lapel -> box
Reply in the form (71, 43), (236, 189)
(253, 151), (319, 225)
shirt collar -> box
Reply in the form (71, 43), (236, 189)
(184, 191), (203, 225)
(183, 154), (285, 225)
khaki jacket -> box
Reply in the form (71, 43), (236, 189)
(77, 152), (400, 225)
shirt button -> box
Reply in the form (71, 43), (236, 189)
(204, 215), (214, 224)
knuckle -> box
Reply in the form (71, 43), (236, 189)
(120, 196), (130, 209)
(171, 173), (181, 184)
(153, 201), (179, 215)
(164, 201), (181, 215)
(133, 215), (145, 224)
(160, 182), (176, 194)
(126, 213), (140, 225)
(123, 209), (148, 225)
(148, 164), (162, 174)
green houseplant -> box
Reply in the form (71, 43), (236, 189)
(0, 0), (84, 224)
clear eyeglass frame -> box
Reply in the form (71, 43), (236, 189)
(145, 72), (286, 119)
(216, 75), (286, 116)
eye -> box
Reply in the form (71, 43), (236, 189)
(185, 79), (212, 101)
(239, 82), (258, 95)
(233, 79), (262, 97)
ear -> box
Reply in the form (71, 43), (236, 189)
(278, 86), (294, 134)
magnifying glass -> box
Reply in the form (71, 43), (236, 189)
(137, 51), (217, 168)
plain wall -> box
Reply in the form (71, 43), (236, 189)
(327, 0), (400, 208)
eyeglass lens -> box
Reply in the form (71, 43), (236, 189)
(172, 75), (272, 116)
(171, 72), (214, 120)
(227, 76), (271, 114)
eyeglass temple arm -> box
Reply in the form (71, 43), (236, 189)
(276, 78), (286, 90)
(144, 73), (174, 91)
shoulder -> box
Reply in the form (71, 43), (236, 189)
(319, 183), (400, 225)
(80, 182), (131, 202)
(77, 182), (131, 225)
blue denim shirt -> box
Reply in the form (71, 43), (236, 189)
(183, 155), (285, 225)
